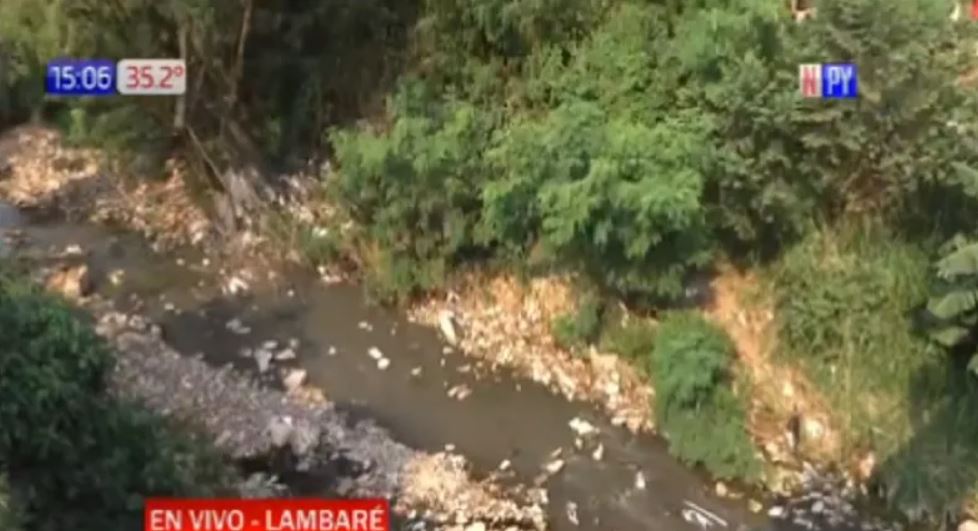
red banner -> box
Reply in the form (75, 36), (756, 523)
(144, 498), (390, 531)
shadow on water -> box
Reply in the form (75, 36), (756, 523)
(875, 351), (978, 530)
(3, 205), (910, 531)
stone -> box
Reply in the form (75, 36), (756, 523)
(255, 350), (273, 373)
(748, 500), (763, 514)
(802, 418), (825, 440)
(46, 264), (93, 300)
(267, 416), (293, 448)
(464, 523), (487, 531)
(283, 369), (307, 391)
(543, 459), (565, 475)
(812, 500), (825, 514)
(438, 310), (460, 345)
(288, 421), (320, 456)
(108, 269), (125, 286)
(263, 340), (279, 350)
(64, 244), (83, 256)
(715, 482), (728, 497)
(634, 471), (646, 490)
(410, 367), (423, 377)
(958, 520), (978, 531)
(768, 506), (786, 518)
(565, 502), (579, 526)
(498, 459), (511, 471)
(568, 417), (598, 437)
(377, 358), (391, 370)
(591, 443), (604, 461)
(275, 348), (296, 361)
(368, 346), (384, 360)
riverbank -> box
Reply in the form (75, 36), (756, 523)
(0, 124), (908, 531)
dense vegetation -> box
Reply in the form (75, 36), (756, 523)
(0, 268), (231, 530)
(651, 312), (760, 481)
(5, 0), (978, 524)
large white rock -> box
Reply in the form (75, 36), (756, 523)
(438, 310), (460, 345)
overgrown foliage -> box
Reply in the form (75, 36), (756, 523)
(551, 292), (605, 350)
(0, 270), (230, 530)
(651, 312), (760, 482)
(924, 237), (978, 359)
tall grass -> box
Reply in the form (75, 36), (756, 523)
(770, 224), (978, 521)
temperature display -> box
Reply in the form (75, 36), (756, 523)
(116, 59), (187, 96)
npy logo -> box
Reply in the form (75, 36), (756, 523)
(798, 63), (858, 99)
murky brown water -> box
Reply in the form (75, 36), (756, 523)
(3, 204), (901, 531)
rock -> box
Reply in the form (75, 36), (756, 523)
(327, 346), (337, 356)
(368, 347), (384, 360)
(283, 369), (307, 391)
(267, 416), (294, 448)
(812, 500), (825, 514)
(803, 418), (825, 440)
(288, 338), (300, 349)
(275, 348), (296, 361)
(377, 358), (391, 370)
(288, 421), (320, 456)
(591, 443), (604, 461)
(225, 318), (251, 335)
(64, 244), (83, 256)
(498, 459), (511, 471)
(224, 276), (249, 295)
(958, 520), (978, 531)
(634, 471), (646, 490)
(263, 340), (279, 350)
(447, 384), (472, 401)
(358, 321), (373, 331)
(438, 310), (460, 345)
(410, 366), (423, 377)
(568, 417), (598, 437)
(46, 264), (93, 300)
(715, 482), (728, 497)
(108, 269), (126, 286)
(164, 302), (176, 312)
(857, 452), (876, 481)
(464, 523), (486, 531)
(543, 459), (565, 475)
(768, 506), (786, 518)
(255, 350), (273, 373)
(748, 500), (763, 514)
(565, 502), (579, 526)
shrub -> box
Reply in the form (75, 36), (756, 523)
(551, 293), (604, 350)
(0, 272), (230, 530)
(768, 226), (978, 520)
(0, 475), (24, 531)
(651, 312), (760, 481)
(923, 236), (978, 358)
(331, 80), (497, 300)
(483, 101), (715, 300)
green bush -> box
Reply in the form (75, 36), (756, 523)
(0, 475), (24, 531)
(923, 236), (978, 357)
(687, 0), (978, 247)
(767, 226), (978, 520)
(331, 80), (497, 300)
(551, 293), (604, 350)
(651, 312), (760, 482)
(484, 101), (715, 300)
(0, 273), (230, 530)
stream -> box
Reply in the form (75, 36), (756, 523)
(0, 201), (902, 531)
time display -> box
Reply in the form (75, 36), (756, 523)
(45, 59), (117, 96)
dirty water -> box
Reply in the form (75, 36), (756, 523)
(1, 203), (903, 531)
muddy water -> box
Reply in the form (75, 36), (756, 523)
(3, 207), (893, 531)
